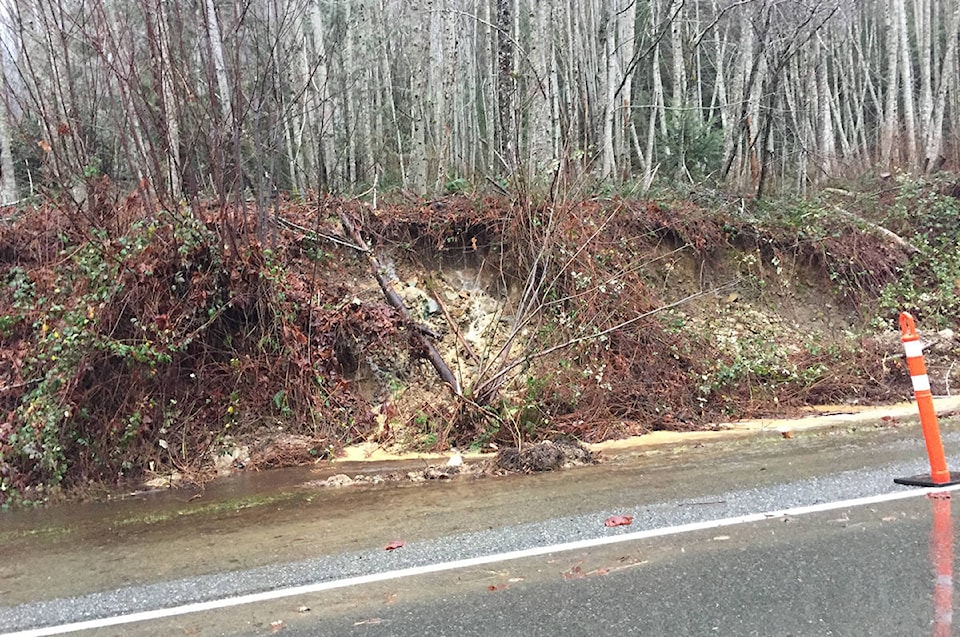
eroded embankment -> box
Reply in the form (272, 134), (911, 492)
(3, 187), (958, 502)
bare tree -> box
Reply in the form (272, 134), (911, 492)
(923, 0), (960, 171)
(0, 94), (16, 203)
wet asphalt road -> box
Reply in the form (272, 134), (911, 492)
(3, 410), (960, 636)
(268, 496), (949, 637)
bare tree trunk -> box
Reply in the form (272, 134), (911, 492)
(600, 2), (617, 180)
(92, 0), (156, 206)
(319, 6), (337, 190)
(527, 0), (553, 185)
(722, 4), (755, 188)
(818, 54), (836, 178)
(433, 0), (455, 192)
(375, 0), (404, 190)
(343, 0), (357, 186)
(408, 0), (431, 194)
(204, 0), (232, 124)
(156, 0), (181, 203)
(14, 0), (89, 198)
(0, 95), (16, 204)
(645, 42), (665, 190)
(923, 0), (960, 172)
(783, 54), (807, 191)
(668, 0), (687, 176)
(881, 0), (900, 169)
(916, 0), (933, 140)
(712, 0), (730, 132)
(496, 0), (515, 174)
(616, 0), (636, 177)
(2, 0), (951, 204)
(895, 0), (918, 169)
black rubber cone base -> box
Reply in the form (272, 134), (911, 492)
(894, 472), (960, 487)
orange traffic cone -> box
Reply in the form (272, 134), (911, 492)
(894, 312), (960, 487)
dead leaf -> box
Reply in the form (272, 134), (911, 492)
(37, 139), (52, 153)
(384, 540), (406, 550)
(562, 563), (584, 580)
(780, 430), (794, 439)
(562, 562), (614, 580)
(604, 515), (633, 527)
(487, 583), (510, 592)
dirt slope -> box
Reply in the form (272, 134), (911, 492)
(3, 188), (957, 501)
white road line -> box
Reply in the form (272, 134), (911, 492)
(5, 483), (960, 637)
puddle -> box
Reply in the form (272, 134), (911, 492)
(0, 463), (552, 605)
(0, 448), (710, 607)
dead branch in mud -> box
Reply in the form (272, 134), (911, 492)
(338, 211), (462, 395)
(473, 205), (559, 391)
(469, 203), (627, 403)
(469, 200), (648, 405)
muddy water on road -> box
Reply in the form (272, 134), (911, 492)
(0, 417), (947, 608)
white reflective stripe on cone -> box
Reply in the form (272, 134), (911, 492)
(903, 340), (925, 358)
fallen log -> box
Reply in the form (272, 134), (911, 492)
(831, 205), (918, 254)
(338, 211), (462, 395)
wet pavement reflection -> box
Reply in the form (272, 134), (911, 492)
(930, 492), (954, 637)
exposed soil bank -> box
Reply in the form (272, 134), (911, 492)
(3, 185), (960, 503)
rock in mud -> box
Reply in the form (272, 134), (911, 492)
(494, 441), (596, 473)
(423, 465), (459, 480)
(320, 473), (355, 488)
